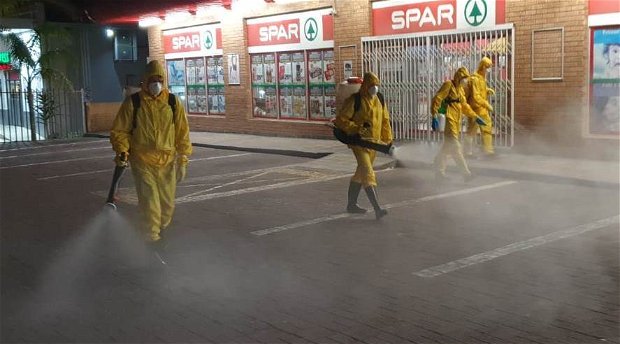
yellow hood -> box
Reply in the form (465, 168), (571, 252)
(142, 60), (167, 91)
(360, 72), (380, 97)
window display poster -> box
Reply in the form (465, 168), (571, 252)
(279, 53), (292, 84)
(209, 86), (221, 114)
(197, 86), (207, 113)
(309, 86), (325, 119)
(293, 52), (305, 84)
(590, 83), (620, 135)
(187, 87), (198, 113)
(344, 60), (353, 79)
(292, 86), (306, 118)
(253, 86), (267, 116)
(216, 57), (225, 84)
(279, 87), (293, 117)
(592, 28), (620, 81)
(217, 87), (225, 113)
(252, 55), (264, 84)
(167, 60), (185, 86)
(323, 50), (336, 84)
(264, 54), (276, 84)
(228, 54), (240, 85)
(308, 51), (324, 84)
(265, 87), (278, 117)
(207, 57), (218, 84)
(324, 85), (336, 118)
(196, 58), (205, 84)
(186, 59), (196, 85)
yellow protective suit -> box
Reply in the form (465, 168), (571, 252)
(335, 72), (393, 187)
(432, 67), (478, 178)
(110, 60), (192, 242)
(465, 57), (495, 155)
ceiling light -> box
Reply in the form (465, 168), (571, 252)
(105, 28), (114, 38)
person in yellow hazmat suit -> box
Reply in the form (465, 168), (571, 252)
(335, 72), (393, 220)
(432, 67), (486, 182)
(110, 60), (192, 242)
(465, 57), (496, 158)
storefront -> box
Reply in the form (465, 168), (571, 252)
(83, 0), (620, 146)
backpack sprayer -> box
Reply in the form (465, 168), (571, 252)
(105, 152), (128, 210)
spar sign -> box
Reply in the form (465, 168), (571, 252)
(373, 0), (505, 36)
(163, 23), (223, 59)
(247, 8), (334, 53)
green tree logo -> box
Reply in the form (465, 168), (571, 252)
(204, 30), (213, 49)
(304, 18), (318, 41)
(465, 0), (488, 27)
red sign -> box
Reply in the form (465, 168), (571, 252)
(589, 0), (620, 15)
(373, 0), (457, 36)
(247, 18), (301, 46)
(163, 31), (201, 53)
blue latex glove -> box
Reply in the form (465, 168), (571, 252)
(475, 116), (487, 126)
(431, 116), (439, 131)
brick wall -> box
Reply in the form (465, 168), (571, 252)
(507, 0), (591, 146)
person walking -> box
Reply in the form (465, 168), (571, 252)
(335, 72), (393, 220)
(110, 60), (192, 242)
(432, 67), (486, 182)
(465, 57), (496, 158)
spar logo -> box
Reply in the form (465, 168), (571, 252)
(304, 18), (318, 41)
(203, 30), (213, 49)
(464, 0), (488, 26)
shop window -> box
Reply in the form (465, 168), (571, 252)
(165, 56), (225, 115)
(251, 49), (335, 120)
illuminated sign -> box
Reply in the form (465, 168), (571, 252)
(0, 51), (11, 70)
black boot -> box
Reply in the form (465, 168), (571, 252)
(365, 186), (388, 220)
(346, 182), (367, 214)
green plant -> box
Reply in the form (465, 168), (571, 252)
(36, 91), (61, 138)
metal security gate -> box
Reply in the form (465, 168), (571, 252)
(0, 89), (85, 142)
(362, 24), (514, 147)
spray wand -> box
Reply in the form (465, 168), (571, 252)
(105, 152), (128, 210)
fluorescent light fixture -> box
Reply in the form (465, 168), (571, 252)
(196, 5), (225, 18)
(138, 16), (163, 27)
(105, 28), (114, 38)
(165, 10), (192, 23)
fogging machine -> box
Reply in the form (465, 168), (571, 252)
(105, 152), (128, 209)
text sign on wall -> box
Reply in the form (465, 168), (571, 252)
(163, 23), (223, 59)
(247, 8), (334, 53)
(372, 0), (504, 36)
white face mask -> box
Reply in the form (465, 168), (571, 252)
(148, 82), (163, 96)
(369, 85), (379, 96)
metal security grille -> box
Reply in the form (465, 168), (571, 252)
(362, 24), (514, 147)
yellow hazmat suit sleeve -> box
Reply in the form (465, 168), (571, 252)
(469, 74), (493, 111)
(380, 101), (393, 144)
(432, 81), (452, 115)
(173, 95), (192, 162)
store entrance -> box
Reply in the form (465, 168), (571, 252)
(362, 24), (514, 147)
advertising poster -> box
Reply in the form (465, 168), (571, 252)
(324, 85), (336, 118)
(279, 87), (292, 117)
(207, 57), (218, 85)
(278, 53), (292, 84)
(592, 28), (620, 81)
(187, 87), (198, 113)
(197, 86), (207, 113)
(251, 55), (264, 84)
(217, 87), (225, 113)
(323, 50), (336, 84)
(216, 57), (225, 84)
(343, 60), (353, 79)
(265, 87), (278, 117)
(264, 54), (276, 85)
(590, 83), (619, 134)
(228, 54), (240, 85)
(292, 52), (305, 84)
(308, 51), (324, 84)
(166, 60), (185, 86)
(208, 86), (220, 114)
(186, 59), (196, 85)
(309, 86), (325, 119)
(196, 58), (205, 84)
(292, 86), (306, 118)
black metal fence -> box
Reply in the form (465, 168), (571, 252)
(0, 89), (85, 143)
